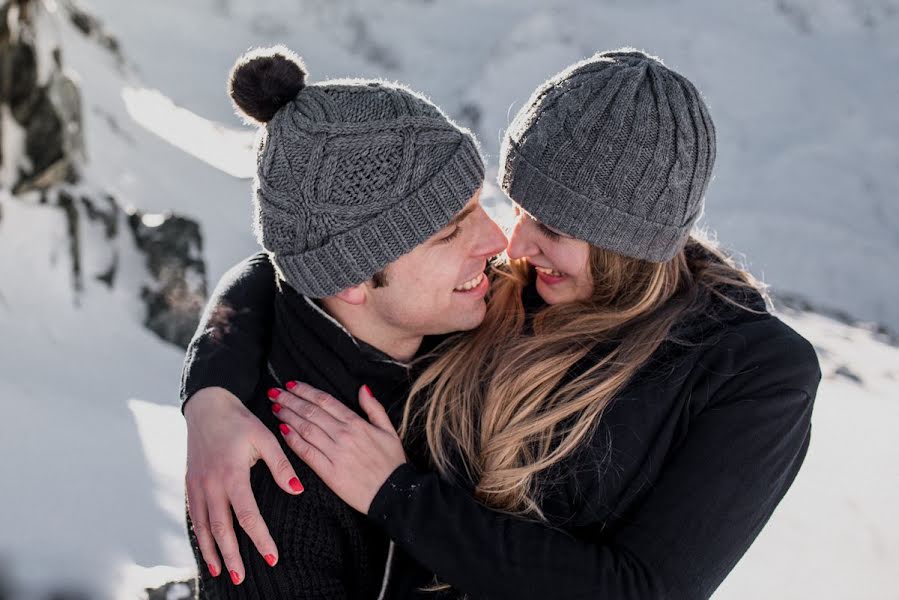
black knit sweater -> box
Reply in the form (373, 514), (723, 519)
(185, 268), (417, 599)
(183, 252), (821, 599)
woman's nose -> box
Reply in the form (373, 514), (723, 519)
(506, 217), (539, 260)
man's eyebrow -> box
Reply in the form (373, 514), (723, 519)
(447, 204), (477, 227)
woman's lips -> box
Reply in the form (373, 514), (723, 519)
(534, 265), (565, 285)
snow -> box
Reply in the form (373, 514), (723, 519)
(0, 191), (195, 598)
(0, 0), (897, 598)
(717, 310), (899, 600)
(120, 86), (255, 179)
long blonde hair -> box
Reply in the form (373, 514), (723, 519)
(400, 235), (765, 520)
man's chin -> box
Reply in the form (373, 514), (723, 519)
(452, 300), (488, 332)
(428, 300), (487, 335)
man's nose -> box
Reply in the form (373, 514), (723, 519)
(473, 209), (508, 258)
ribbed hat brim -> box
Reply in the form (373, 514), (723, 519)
(502, 141), (697, 263)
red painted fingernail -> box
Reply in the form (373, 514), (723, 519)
(230, 570), (240, 585)
(286, 380), (297, 390)
(264, 554), (277, 567)
(279, 423), (290, 436)
(272, 402), (282, 413)
(289, 476), (304, 493)
(267, 388), (280, 399)
(208, 563), (218, 577)
(362, 384), (373, 397)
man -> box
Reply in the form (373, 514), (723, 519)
(184, 46), (506, 598)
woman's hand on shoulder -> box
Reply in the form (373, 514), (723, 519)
(269, 382), (407, 514)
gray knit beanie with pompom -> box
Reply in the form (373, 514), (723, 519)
(230, 46), (484, 297)
(499, 49), (716, 263)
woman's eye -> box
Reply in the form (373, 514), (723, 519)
(538, 222), (561, 241)
(438, 226), (462, 244)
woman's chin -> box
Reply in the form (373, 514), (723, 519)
(535, 276), (592, 305)
(535, 277), (567, 305)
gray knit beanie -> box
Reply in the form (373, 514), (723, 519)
(499, 49), (716, 263)
(229, 46), (484, 297)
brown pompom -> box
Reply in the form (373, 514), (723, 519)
(228, 45), (307, 124)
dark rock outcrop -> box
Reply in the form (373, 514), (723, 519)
(1, 0), (75, 192)
(145, 578), (196, 600)
(59, 0), (122, 60)
(129, 210), (207, 348)
(0, 0), (207, 348)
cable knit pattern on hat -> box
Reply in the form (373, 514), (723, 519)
(248, 72), (483, 297)
(499, 49), (716, 262)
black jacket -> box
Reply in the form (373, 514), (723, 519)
(182, 252), (820, 599)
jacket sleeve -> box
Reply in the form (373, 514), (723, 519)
(369, 462), (665, 599)
(180, 252), (277, 413)
(608, 327), (820, 599)
(367, 323), (820, 600)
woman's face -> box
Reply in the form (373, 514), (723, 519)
(506, 206), (593, 304)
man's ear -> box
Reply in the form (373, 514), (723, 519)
(334, 283), (366, 306)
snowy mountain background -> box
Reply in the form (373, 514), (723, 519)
(0, 0), (896, 598)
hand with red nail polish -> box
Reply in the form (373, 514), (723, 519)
(270, 381), (406, 514)
(185, 387), (304, 584)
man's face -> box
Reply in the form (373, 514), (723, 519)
(366, 189), (508, 337)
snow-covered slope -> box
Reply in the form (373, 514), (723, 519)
(38, 1), (258, 280)
(80, 0), (899, 332)
(1, 0), (896, 598)
(0, 193), (195, 599)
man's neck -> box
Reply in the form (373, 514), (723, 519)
(319, 297), (422, 363)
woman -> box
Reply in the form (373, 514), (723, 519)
(185, 49), (820, 598)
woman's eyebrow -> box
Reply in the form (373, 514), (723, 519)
(537, 220), (572, 238)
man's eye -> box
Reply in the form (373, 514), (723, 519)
(437, 226), (462, 244)
(537, 222), (561, 241)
